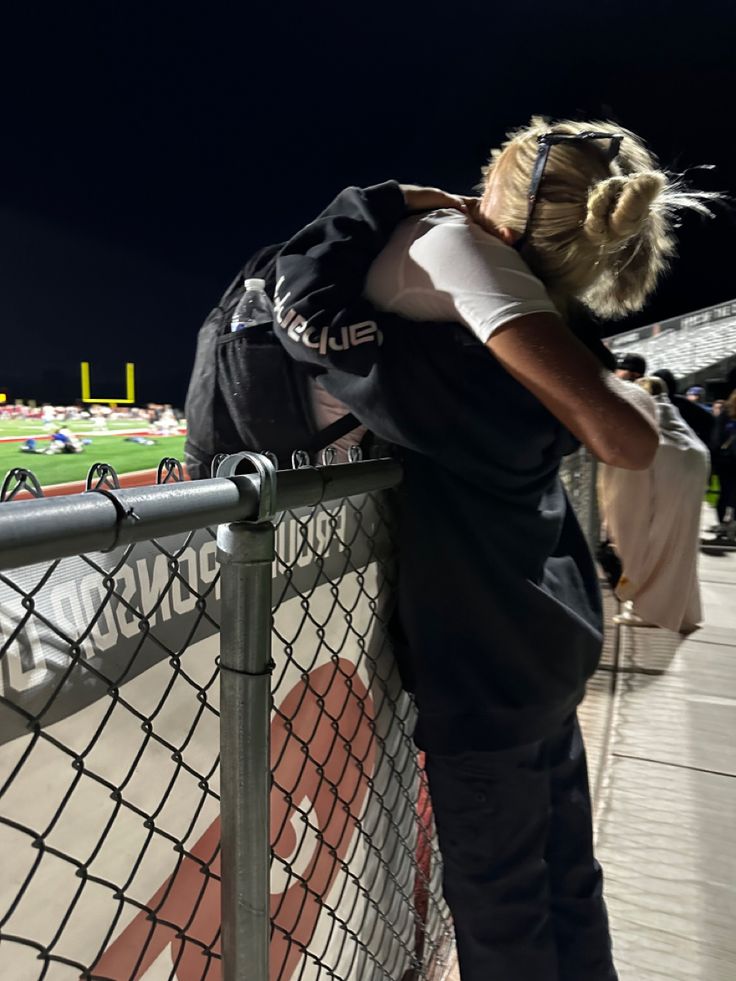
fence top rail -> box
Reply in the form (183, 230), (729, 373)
(0, 457), (402, 572)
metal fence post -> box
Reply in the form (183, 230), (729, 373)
(586, 453), (601, 549)
(217, 454), (276, 981)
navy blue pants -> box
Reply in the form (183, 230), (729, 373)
(425, 715), (617, 981)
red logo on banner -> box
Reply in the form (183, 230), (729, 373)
(90, 659), (374, 980)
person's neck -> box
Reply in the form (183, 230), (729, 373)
(477, 189), (503, 236)
(477, 187), (524, 251)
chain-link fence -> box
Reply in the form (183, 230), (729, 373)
(268, 483), (451, 981)
(560, 447), (600, 550)
(0, 453), (456, 980)
(0, 461), (223, 980)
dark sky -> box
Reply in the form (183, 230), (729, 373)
(2, 1), (735, 405)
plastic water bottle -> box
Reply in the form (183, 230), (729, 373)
(230, 278), (274, 332)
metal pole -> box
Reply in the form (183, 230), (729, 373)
(586, 453), (601, 549)
(218, 518), (274, 981)
(0, 458), (402, 571)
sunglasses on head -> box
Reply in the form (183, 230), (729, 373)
(514, 130), (624, 250)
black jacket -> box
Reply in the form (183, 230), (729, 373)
(712, 411), (736, 463)
(650, 370), (714, 446)
(275, 182), (604, 753)
(672, 395), (714, 447)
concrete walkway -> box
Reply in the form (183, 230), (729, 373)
(442, 533), (736, 980)
(587, 540), (736, 981)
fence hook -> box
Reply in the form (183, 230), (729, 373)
(0, 468), (45, 502)
(85, 463), (121, 492)
(320, 446), (337, 467)
(156, 457), (185, 484)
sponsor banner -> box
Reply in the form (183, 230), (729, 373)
(0, 497), (388, 744)
(0, 496), (441, 980)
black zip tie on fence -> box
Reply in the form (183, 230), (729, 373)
(87, 485), (141, 552)
(218, 658), (276, 678)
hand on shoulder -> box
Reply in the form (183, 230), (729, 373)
(399, 184), (479, 218)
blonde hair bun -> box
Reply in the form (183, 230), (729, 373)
(481, 117), (720, 319)
(585, 171), (667, 246)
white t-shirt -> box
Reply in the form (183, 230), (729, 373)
(309, 209), (557, 455)
(364, 209), (558, 342)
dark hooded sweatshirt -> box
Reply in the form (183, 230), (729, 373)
(274, 181), (609, 753)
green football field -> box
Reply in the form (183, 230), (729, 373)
(0, 419), (186, 487)
(0, 419), (142, 437)
(0, 417), (723, 500)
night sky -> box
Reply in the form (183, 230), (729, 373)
(2, 1), (735, 406)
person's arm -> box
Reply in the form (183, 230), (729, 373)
(277, 183), (658, 469)
(273, 182), (473, 458)
(487, 314), (659, 470)
(362, 201), (657, 469)
(274, 182), (407, 376)
(274, 182), (468, 375)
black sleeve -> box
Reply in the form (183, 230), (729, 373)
(274, 181), (409, 376)
(673, 396), (715, 447)
(273, 181), (468, 457)
(271, 185), (611, 461)
(711, 412), (726, 452)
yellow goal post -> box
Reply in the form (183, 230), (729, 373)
(80, 362), (136, 405)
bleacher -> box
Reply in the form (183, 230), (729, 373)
(608, 299), (736, 386)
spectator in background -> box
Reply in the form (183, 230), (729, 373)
(615, 352), (647, 381)
(41, 403), (56, 430)
(92, 405), (109, 432)
(686, 385), (708, 406)
(46, 427), (84, 455)
(712, 399), (725, 417)
(710, 390), (736, 537)
(651, 369), (714, 446)
(155, 405), (179, 436)
(600, 376), (709, 634)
